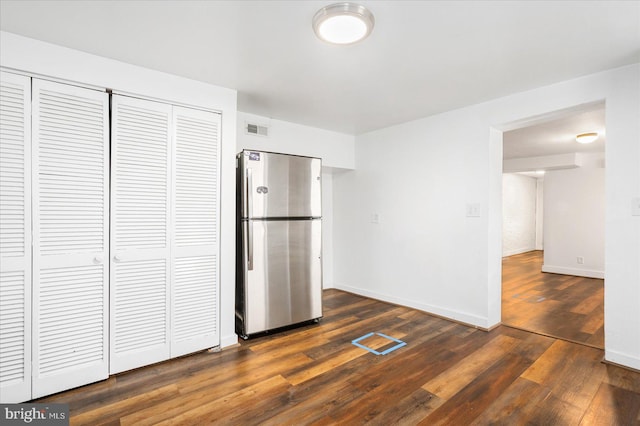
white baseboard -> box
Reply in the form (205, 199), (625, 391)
(322, 281), (335, 289)
(605, 349), (640, 371)
(503, 247), (536, 257)
(333, 282), (492, 329)
(541, 264), (604, 279)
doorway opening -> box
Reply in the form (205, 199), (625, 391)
(500, 102), (605, 349)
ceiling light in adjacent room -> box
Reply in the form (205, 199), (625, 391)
(575, 132), (599, 144)
(313, 3), (375, 45)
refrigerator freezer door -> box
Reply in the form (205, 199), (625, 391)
(242, 219), (322, 335)
(240, 151), (322, 219)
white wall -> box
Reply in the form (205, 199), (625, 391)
(236, 111), (355, 289)
(0, 32), (239, 348)
(502, 174), (537, 257)
(322, 172), (335, 288)
(333, 64), (640, 370)
(543, 157), (605, 279)
(334, 107), (496, 327)
(536, 178), (544, 250)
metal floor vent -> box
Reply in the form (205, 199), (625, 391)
(246, 123), (269, 137)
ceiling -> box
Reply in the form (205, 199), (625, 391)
(0, 1), (638, 136)
(503, 104), (606, 160)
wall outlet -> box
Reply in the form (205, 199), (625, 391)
(577, 256), (584, 264)
(371, 213), (379, 224)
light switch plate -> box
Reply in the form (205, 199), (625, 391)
(632, 197), (640, 216)
(466, 203), (481, 217)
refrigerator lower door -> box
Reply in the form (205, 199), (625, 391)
(241, 219), (322, 335)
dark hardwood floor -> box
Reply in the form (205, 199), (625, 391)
(502, 250), (604, 348)
(37, 289), (639, 425)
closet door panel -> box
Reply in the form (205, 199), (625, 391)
(171, 107), (220, 357)
(31, 79), (109, 398)
(0, 72), (32, 403)
(110, 95), (171, 373)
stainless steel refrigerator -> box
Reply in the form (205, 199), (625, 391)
(236, 150), (323, 338)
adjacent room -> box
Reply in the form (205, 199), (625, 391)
(1, 1), (639, 424)
(501, 104), (606, 348)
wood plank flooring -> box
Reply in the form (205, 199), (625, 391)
(36, 289), (639, 425)
(502, 250), (604, 348)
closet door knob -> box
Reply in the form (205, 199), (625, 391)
(93, 256), (103, 264)
(113, 255), (122, 262)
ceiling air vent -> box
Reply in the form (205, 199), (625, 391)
(246, 122), (269, 137)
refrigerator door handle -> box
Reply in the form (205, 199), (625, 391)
(246, 167), (252, 219)
(247, 219), (254, 271)
(246, 167), (254, 270)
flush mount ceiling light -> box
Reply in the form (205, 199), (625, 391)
(313, 2), (375, 45)
(575, 132), (599, 144)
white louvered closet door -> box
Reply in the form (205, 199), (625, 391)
(110, 95), (172, 374)
(171, 107), (221, 357)
(0, 72), (32, 403)
(31, 79), (109, 398)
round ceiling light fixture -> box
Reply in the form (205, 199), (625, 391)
(313, 2), (375, 45)
(575, 132), (599, 144)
